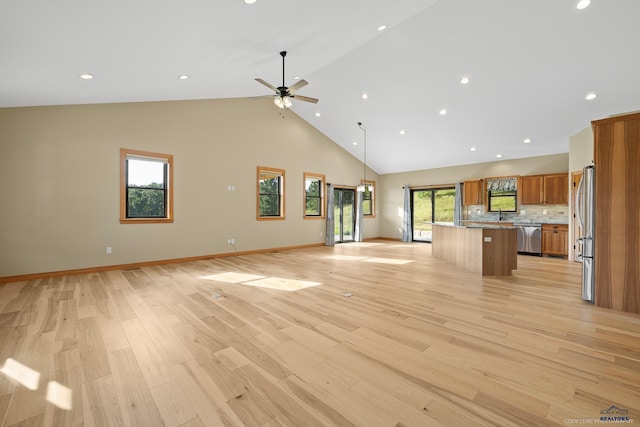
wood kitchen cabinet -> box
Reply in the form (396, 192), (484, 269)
(593, 112), (640, 314)
(542, 224), (568, 257)
(463, 179), (483, 205)
(543, 173), (568, 205)
(519, 175), (543, 205)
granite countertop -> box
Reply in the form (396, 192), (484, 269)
(465, 224), (515, 229)
(461, 220), (569, 225)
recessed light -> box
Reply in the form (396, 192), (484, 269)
(460, 76), (470, 85)
(244, 0), (256, 4)
(352, 141), (358, 146)
(585, 92), (598, 100)
(362, 93), (368, 100)
(293, 76), (301, 80)
(524, 138), (532, 144)
(496, 154), (503, 158)
(400, 130), (405, 135)
(178, 75), (189, 80)
(79, 74), (94, 80)
(576, 0), (591, 10)
(377, 25), (387, 31)
(315, 112), (321, 117)
(469, 147), (476, 152)
(439, 109), (447, 115)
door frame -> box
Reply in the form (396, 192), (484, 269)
(333, 186), (356, 243)
(570, 171), (583, 262)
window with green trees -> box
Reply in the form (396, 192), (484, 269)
(257, 166), (285, 220)
(411, 187), (456, 242)
(120, 149), (173, 224)
(361, 180), (375, 217)
(304, 173), (325, 218)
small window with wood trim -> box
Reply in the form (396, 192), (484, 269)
(361, 180), (376, 217)
(257, 166), (285, 220)
(304, 173), (325, 219)
(120, 149), (174, 224)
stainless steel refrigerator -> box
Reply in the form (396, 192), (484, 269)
(575, 165), (595, 303)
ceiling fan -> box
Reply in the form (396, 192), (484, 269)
(255, 51), (319, 109)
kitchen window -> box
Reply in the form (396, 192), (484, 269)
(486, 177), (517, 212)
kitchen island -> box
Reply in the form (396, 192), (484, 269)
(432, 224), (517, 276)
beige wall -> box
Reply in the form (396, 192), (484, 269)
(569, 126), (594, 172)
(378, 153), (569, 239)
(0, 98), (379, 277)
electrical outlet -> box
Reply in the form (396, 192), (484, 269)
(227, 239), (235, 245)
(106, 246), (112, 254)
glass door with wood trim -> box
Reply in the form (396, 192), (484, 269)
(334, 188), (355, 243)
(412, 187), (456, 242)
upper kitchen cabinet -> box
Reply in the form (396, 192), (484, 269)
(543, 173), (569, 205)
(519, 175), (543, 205)
(463, 179), (484, 205)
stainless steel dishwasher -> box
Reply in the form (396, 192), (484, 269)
(514, 223), (542, 256)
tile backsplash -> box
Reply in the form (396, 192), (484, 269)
(464, 204), (569, 224)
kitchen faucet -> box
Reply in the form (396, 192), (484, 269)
(498, 209), (504, 221)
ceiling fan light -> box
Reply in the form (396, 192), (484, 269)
(274, 95), (292, 109)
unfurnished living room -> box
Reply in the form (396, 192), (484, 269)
(1, 1), (639, 426)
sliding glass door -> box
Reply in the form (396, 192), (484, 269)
(334, 188), (355, 243)
(411, 187), (456, 242)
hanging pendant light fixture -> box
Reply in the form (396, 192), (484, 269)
(357, 122), (373, 192)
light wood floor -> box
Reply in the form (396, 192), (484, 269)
(1, 241), (639, 426)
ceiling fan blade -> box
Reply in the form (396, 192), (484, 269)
(292, 94), (319, 104)
(288, 79), (308, 92)
(255, 78), (277, 92)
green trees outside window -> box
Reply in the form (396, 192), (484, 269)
(120, 149), (173, 224)
(304, 173), (325, 218)
(257, 167), (285, 220)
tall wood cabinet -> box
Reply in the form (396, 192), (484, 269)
(593, 112), (640, 314)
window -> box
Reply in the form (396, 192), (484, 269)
(304, 173), (325, 219)
(257, 166), (285, 220)
(120, 149), (173, 224)
(488, 190), (517, 212)
(486, 177), (517, 212)
(360, 180), (376, 217)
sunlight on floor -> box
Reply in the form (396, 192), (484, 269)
(200, 272), (266, 283)
(1, 358), (73, 410)
(1, 358), (40, 390)
(47, 381), (73, 410)
(200, 272), (322, 292)
(364, 258), (413, 265)
(324, 255), (414, 265)
(240, 277), (322, 291)
(325, 255), (369, 261)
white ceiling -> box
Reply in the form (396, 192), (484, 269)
(2, 0), (640, 174)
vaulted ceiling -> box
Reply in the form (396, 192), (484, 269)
(2, 0), (639, 174)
